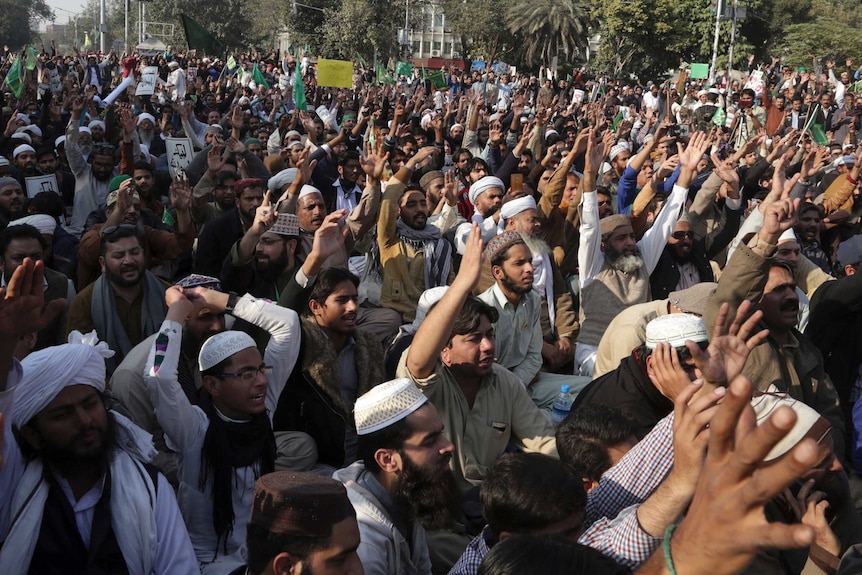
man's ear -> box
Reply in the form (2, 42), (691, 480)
(99, 255), (106, 274)
(202, 375), (220, 398)
(18, 424), (41, 451)
(600, 240), (607, 253)
(272, 551), (303, 575)
(491, 264), (504, 282)
(846, 264), (857, 277)
(308, 298), (321, 318)
(374, 447), (401, 475)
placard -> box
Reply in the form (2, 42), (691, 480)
(690, 63), (709, 79)
(135, 66), (159, 96)
(166, 137), (194, 179)
(25, 174), (59, 198)
(317, 58), (354, 88)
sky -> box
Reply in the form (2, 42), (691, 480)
(44, 0), (89, 25)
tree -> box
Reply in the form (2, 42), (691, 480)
(776, 19), (862, 69)
(318, 0), (408, 63)
(0, 0), (53, 49)
(442, 0), (517, 67)
(506, 0), (592, 67)
(139, 0), (263, 52)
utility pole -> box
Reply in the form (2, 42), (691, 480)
(100, 0), (107, 52)
(124, 0), (129, 53)
(727, 0), (738, 87)
(709, 0), (723, 83)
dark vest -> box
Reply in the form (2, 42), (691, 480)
(649, 244), (715, 302)
(29, 469), (129, 575)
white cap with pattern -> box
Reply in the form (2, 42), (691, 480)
(645, 313), (708, 349)
(199, 330), (256, 371)
(269, 213), (300, 237)
(354, 378), (428, 435)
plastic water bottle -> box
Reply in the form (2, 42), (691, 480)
(551, 385), (574, 425)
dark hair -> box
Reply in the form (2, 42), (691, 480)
(398, 135), (417, 148)
(356, 414), (414, 475)
(798, 203), (823, 219)
(465, 157), (490, 174)
(556, 405), (637, 482)
(741, 88), (756, 99)
(481, 453), (586, 535)
(132, 161), (153, 175)
(28, 192), (65, 219)
(99, 225), (142, 256)
(596, 186), (612, 198)
(478, 534), (631, 575)
(0, 224), (47, 257)
(217, 170), (239, 186)
(769, 259), (796, 278)
(448, 297), (499, 343)
(245, 523), (330, 574)
(307, 267), (359, 314)
(337, 150), (361, 167)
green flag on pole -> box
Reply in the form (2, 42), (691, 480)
(376, 64), (394, 85)
(711, 107), (726, 127)
(252, 64), (270, 90)
(808, 123), (829, 146)
(5, 56), (24, 99)
(24, 47), (38, 71)
(426, 69), (447, 90)
(396, 61), (412, 77)
(294, 66), (307, 111)
(180, 13), (225, 56)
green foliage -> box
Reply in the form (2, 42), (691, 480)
(140, 0), (264, 52)
(506, 0), (592, 67)
(318, 0), (406, 62)
(776, 19), (862, 69)
(442, 0), (516, 65)
(0, 0), (53, 49)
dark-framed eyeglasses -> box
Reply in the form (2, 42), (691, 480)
(218, 364), (273, 381)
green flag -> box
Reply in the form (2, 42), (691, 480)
(252, 64), (270, 90)
(396, 61), (412, 77)
(294, 66), (307, 111)
(226, 56), (237, 71)
(711, 107), (726, 127)
(180, 14), (225, 56)
(24, 47), (38, 71)
(376, 64), (394, 85)
(356, 54), (367, 70)
(5, 56), (24, 99)
(426, 69), (447, 90)
(808, 123), (829, 146)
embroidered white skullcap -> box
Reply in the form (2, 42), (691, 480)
(78, 126), (92, 135)
(199, 330), (257, 371)
(645, 313), (708, 350)
(268, 168), (298, 192)
(777, 228), (798, 245)
(8, 214), (56, 235)
(55, 135), (66, 148)
(298, 184), (322, 199)
(88, 120), (106, 131)
(354, 378), (428, 435)
(269, 213), (300, 237)
(15, 113), (30, 126)
(609, 144), (628, 161)
(13, 144), (35, 158)
(751, 386), (831, 462)
(450, 123), (463, 133)
(10, 132), (31, 145)
(206, 124), (223, 133)
(410, 286), (449, 331)
(11, 330), (115, 428)
(136, 112), (156, 126)
(468, 176), (504, 206)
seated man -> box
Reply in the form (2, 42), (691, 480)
(334, 378), (457, 574)
(453, 176), (505, 253)
(573, 313), (709, 438)
(76, 175), (195, 287)
(400, 225), (557, 490)
(236, 471), (361, 575)
(144, 284), (300, 573)
(450, 453), (587, 575)
(0, 259), (197, 573)
(555, 405), (638, 492)
(67, 225), (169, 374)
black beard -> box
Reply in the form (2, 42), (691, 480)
(256, 246), (289, 282)
(500, 271), (532, 296)
(392, 451), (460, 531)
(38, 412), (117, 476)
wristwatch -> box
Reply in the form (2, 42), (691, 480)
(224, 292), (240, 314)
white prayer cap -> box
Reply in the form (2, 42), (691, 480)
(168, 60), (180, 69)
(409, 286), (449, 332)
(777, 228), (798, 245)
(468, 176), (505, 206)
(500, 195), (537, 221)
(10, 132), (32, 145)
(15, 113), (30, 126)
(420, 113), (433, 130)
(11, 331), (115, 428)
(55, 135), (66, 149)
(268, 168), (298, 192)
(21, 124), (42, 137)
(708, 88), (721, 95)
(697, 89), (708, 97)
(354, 378), (428, 435)
(545, 129), (559, 139)
(450, 123), (464, 133)
(285, 140), (304, 151)
(136, 112), (156, 126)
(751, 387), (831, 462)
(298, 184), (322, 199)
(645, 313), (708, 350)
(285, 130), (302, 141)
(199, 330), (257, 372)
(88, 120), (106, 131)
(834, 155), (855, 167)
(0, 157), (8, 167)
(13, 144), (35, 158)
(206, 124), (223, 134)
(8, 214), (56, 235)
(269, 213), (300, 237)
(609, 144), (628, 161)
(79, 126), (92, 135)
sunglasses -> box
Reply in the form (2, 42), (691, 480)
(100, 223), (138, 237)
(672, 231), (694, 240)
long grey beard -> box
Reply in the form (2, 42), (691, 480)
(608, 253), (644, 274)
(522, 234), (551, 257)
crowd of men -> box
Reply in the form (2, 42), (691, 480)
(2, 40), (862, 574)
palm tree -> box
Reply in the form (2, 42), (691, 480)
(506, 0), (592, 67)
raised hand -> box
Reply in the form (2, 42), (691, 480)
(253, 190), (277, 233)
(310, 209), (349, 262)
(207, 144), (228, 175)
(169, 175), (192, 212)
(452, 223), (485, 293)
(360, 145), (389, 184)
(0, 259), (66, 343)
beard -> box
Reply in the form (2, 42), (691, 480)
(605, 243), (644, 274)
(500, 269), (532, 295)
(256, 246), (289, 282)
(521, 234), (550, 257)
(392, 451), (460, 531)
(106, 259), (144, 288)
(37, 412), (116, 476)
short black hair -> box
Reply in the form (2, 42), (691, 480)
(478, 534), (632, 575)
(245, 523), (330, 574)
(99, 225), (142, 256)
(132, 161), (153, 175)
(356, 413), (414, 475)
(0, 224), (46, 257)
(307, 267), (359, 315)
(337, 150), (361, 167)
(448, 297), (498, 344)
(480, 453), (586, 536)
(556, 405), (637, 482)
(28, 192), (64, 219)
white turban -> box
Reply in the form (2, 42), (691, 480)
(136, 113), (156, 126)
(55, 135), (66, 149)
(22, 125), (42, 137)
(12, 331), (115, 428)
(408, 286), (449, 333)
(88, 120), (106, 131)
(15, 113), (30, 126)
(268, 168), (298, 192)
(13, 144), (35, 158)
(298, 184), (322, 199)
(10, 133), (31, 145)
(498, 195), (537, 232)
(8, 214), (56, 235)
(78, 126), (92, 135)
(468, 176), (505, 206)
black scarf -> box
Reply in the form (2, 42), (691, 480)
(198, 393), (275, 555)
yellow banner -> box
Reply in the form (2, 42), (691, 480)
(317, 58), (354, 88)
